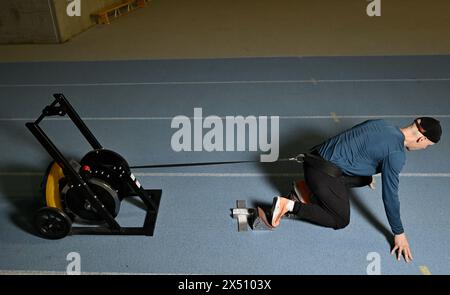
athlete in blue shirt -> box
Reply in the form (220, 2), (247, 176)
(269, 117), (442, 263)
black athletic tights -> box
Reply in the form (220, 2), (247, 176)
(292, 161), (372, 229)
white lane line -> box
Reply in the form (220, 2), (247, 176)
(133, 173), (304, 177)
(399, 173), (450, 177)
(2, 114), (450, 122)
(1, 78), (450, 87)
(132, 172), (450, 177)
(2, 172), (450, 177)
(0, 172), (44, 176)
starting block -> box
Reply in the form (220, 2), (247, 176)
(231, 200), (273, 232)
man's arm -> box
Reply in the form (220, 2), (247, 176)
(381, 152), (404, 234)
(381, 152), (413, 262)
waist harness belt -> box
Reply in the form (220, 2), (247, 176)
(304, 152), (343, 178)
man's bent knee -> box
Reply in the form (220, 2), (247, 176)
(334, 216), (350, 230)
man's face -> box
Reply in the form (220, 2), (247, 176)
(406, 136), (435, 151)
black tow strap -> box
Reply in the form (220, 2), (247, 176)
(130, 154), (306, 169)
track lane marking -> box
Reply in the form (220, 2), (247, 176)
(419, 266), (432, 275)
(2, 77), (450, 88)
(2, 114), (450, 122)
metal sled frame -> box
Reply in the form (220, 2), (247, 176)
(26, 93), (161, 236)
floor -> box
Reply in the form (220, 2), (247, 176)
(0, 55), (449, 274)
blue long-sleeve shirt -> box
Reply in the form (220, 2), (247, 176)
(317, 120), (406, 234)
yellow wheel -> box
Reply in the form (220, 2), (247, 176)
(42, 162), (64, 210)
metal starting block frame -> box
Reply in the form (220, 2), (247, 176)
(232, 200), (273, 232)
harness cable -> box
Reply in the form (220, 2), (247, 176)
(130, 154), (306, 169)
(130, 153), (343, 179)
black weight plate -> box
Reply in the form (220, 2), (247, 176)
(80, 149), (130, 198)
(63, 178), (120, 222)
(80, 149), (130, 172)
(34, 207), (72, 240)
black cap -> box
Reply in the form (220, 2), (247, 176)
(415, 117), (442, 143)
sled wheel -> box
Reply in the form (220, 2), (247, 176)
(34, 207), (72, 239)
